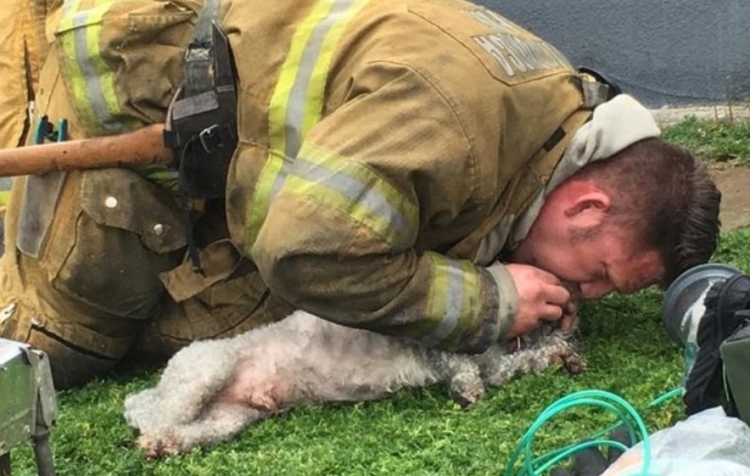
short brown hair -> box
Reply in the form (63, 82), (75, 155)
(575, 137), (722, 286)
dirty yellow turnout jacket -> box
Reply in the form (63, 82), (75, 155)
(229, 0), (591, 352)
(10, 0), (591, 353)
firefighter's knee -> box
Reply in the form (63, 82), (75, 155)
(26, 325), (122, 390)
(0, 301), (140, 389)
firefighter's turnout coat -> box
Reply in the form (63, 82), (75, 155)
(0, 0), (632, 387)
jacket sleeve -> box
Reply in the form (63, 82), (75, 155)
(251, 62), (515, 353)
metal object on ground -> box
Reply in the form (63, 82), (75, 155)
(0, 338), (58, 476)
(662, 263), (742, 376)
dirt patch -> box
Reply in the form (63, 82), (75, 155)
(712, 166), (750, 232)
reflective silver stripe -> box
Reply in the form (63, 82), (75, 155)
(70, 10), (126, 134)
(271, 0), (361, 201)
(269, 167), (288, 202)
(248, 0), (367, 247)
(284, 0), (359, 162)
(422, 262), (465, 347)
(291, 157), (414, 239)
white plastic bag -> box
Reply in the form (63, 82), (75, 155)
(603, 407), (750, 476)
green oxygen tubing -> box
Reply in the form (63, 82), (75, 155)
(505, 388), (683, 476)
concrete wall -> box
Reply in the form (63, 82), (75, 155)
(481, 1), (750, 107)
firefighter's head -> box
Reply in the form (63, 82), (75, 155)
(512, 137), (721, 299)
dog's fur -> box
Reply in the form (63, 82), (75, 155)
(124, 310), (581, 458)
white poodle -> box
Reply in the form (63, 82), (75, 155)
(124, 310), (581, 458)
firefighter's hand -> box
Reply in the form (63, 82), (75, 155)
(550, 427), (632, 476)
(504, 264), (572, 339)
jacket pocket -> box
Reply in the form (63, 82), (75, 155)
(44, 168), (186, 319)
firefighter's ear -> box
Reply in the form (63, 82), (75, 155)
(564, 191), (610, 223)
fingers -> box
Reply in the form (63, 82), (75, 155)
(506, 263), (571, 306)
(528, 268), (573, 311)
(544, 282), (572, 307)
(502, 263), (578, 338)
(542, 304), (564, 321)
(532, 267), (565, 285)
(541, 283), (574, 322)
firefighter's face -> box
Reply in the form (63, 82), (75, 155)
(523, 224), (664, 300)
(513, 181), (665, 300)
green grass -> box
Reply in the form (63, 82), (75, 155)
(6, 227), (750, 475)
(663, 116), (750, 166)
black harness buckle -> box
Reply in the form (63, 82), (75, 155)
(164, 22), (238, 200)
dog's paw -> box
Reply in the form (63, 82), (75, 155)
(553, 351), (587, 376)
(137, 432), (187, 459)
(449, 377), (486, 408)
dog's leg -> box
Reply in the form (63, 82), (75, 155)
(218, 357), (295, 413)
(137, 403), (266, 458)
(427, 351), (485, 407)
(124, 338), (242, 431)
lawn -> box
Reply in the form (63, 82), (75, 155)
(662, 116), (750, 166)
(7, 118), (750, 476)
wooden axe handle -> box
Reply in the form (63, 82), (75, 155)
(0, 124), (174, 177)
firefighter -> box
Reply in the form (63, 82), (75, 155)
(0, 0), (721, 388)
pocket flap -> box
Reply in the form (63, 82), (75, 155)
(159, 239), (242, 303)
(79, 168), (186, 252)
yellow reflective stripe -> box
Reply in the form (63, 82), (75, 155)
(246, 0), (368, 249)
(247, 150), (286, 247)
(283, 143), (417, 246)
(267, 0), (328, 159)
(423, 256), (481, 348)
(57, 0), (127, 134)
(300, 0), (364, 140)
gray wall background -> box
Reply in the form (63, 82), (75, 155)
(480, 1), (750, 107)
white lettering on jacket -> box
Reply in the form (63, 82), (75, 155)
(464, 8), (570, 77)
(472, 33), (569, 77)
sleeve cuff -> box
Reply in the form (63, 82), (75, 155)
(485, 263), (519, 340)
